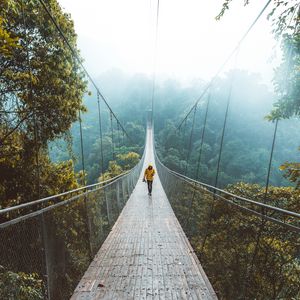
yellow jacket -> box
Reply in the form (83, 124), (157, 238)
(144, 166), (155, 181)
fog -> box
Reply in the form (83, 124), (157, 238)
(59, 0), (280, 86)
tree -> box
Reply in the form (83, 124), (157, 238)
(0, 0), (87, 204)
(0, 16), (20, 57)
(0, 0), (86, 146)
(269, 32), (300, 119)
(217, 1), (300, 188)
(217, 1), (299, 36)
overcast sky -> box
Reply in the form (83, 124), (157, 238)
(58, 0), (280, 85)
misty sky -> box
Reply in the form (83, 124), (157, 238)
(58, 0), (280, 85)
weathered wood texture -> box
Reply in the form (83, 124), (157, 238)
(71, 129), (217, 300)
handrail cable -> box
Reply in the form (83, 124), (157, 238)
(0, 166), (138, 229)
(154, 151), (300, 220)
(0, 171), (130, 215)
(0, 147), (146, 228)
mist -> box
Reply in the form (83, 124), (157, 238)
(59, 0), (279, 86)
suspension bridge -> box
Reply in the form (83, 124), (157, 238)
(1, 119), (299, 299)
(71, 126), (216, 299)
(1, 0), (300, 299)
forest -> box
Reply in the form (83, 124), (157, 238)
(0, 0), (299, 299)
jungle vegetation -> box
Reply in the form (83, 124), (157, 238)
(0, 0), (299, 299)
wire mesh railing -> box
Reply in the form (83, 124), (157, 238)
(155, 151), (300, 300)
(0, 153), (144, 300)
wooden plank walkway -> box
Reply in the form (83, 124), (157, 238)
(71, 128), (217, 300)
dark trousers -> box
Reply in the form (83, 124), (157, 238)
(147, 180), (153, 193)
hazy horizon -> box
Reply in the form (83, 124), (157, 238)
(58, 0), (281, 87)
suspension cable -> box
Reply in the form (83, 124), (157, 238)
(177, 0), (272, 130)
(151, 0), (160, 124)
(37, 0), (132, 142)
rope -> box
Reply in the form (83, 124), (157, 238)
(195, 91), (211, 180)
(21, 0), (40, 198)
(97, 93), (105, 177)
(78, 110), (86, 186)
(151, 0), (160, 124)
(264, 119), (279, 200)
(214, 49), (239, 188)
(36, 0), (133, 143)
(110, 112), (115, 160)
(263, 9), (298, 200)
(117, 122), (121, 148)
(177, 0), (272, 130)
(184, 105), (197, 176)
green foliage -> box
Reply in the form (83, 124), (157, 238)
(0, 0), (86, 206)
(156, 70), (300, 189)
(100, 151), (140, 181)
(269, 32), (300, 120)
(0, 0), (87, 145)
(0, 267), (44, 300)
(164, 173), (300, 299)
(101, 161), (123, 180)
(217, 1), (299, 37)
(279, 160), (300, 189)
(0, 16), (20, 56)
(116, 152), (140, 170)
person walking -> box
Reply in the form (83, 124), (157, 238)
(143, 164), (155, 195)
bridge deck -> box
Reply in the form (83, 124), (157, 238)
(71, 128), (217, 299)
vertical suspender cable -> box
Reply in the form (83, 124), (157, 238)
(78, 110), (86, 186)
(117, 122), (121, 148)
(21, 0), (40, 199)
(37, 0), (133, 144)
(110, 112), (115, 160)
(200, 52), (238, 255)
(264, 116), (279, 200)
(78, 110), (92, 259)
(195, 91), (211, 180)
(176, 0), (272, 130)
(214, 50), (239, 188)
(97, 93), (105, 177)
(151, 0), (160, 125)
(263, 14), (299, 200)
(241, 14), (299, 297)
(214, 90), (231, 188)
(185, 105), (197, 176)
